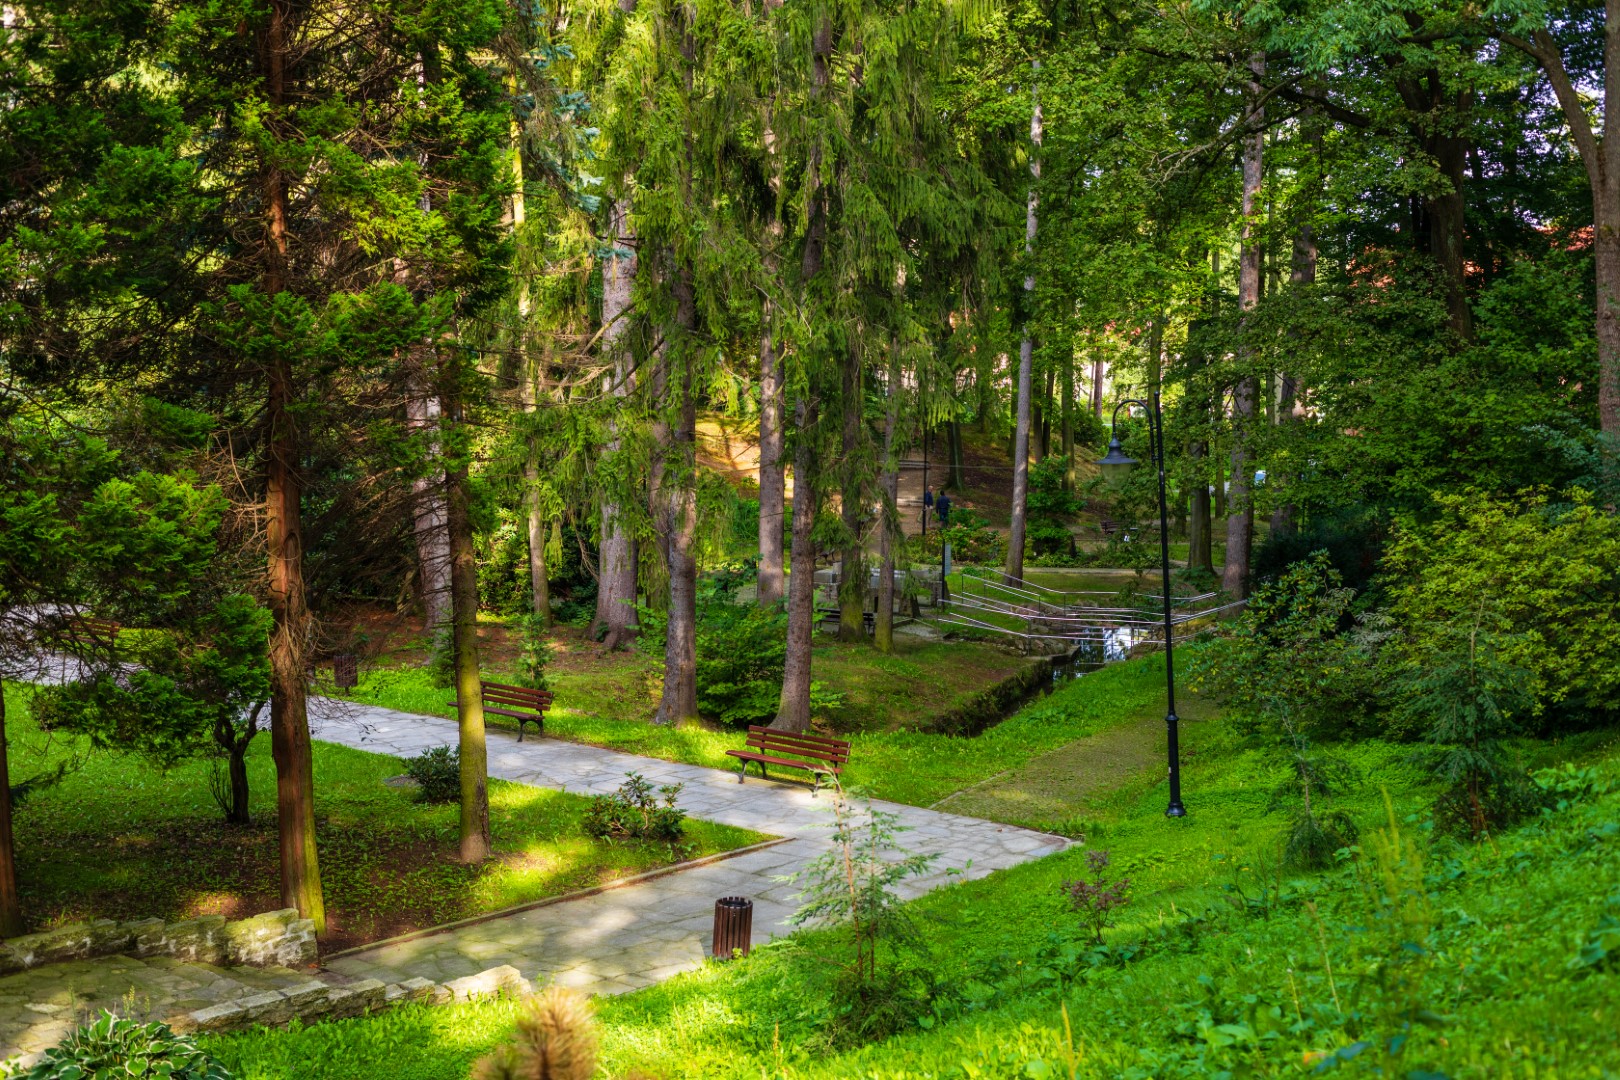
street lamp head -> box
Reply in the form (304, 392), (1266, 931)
(1096, 438), (1137, 490)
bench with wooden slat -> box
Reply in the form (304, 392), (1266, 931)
(726, 725), (851, 796)
(58, 614), (122, 647)
(449, 680), (552, 742)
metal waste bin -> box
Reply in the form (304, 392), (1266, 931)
(711, 896), (753, 959)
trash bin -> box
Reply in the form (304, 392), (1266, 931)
(711, 896), (753, 960)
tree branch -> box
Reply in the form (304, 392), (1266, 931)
(1496, 26), (1602, 193)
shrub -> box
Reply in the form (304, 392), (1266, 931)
(3, 1012), (233, 1079)
(693, 602), (789, 726)
(427, 628), (455, 689)
(1382, 488), (1620, 723)
(1187, 552), (1392, 739)
(639, 582), (800, 727)
(913, 508), (1006, 566)
(405, 744), (462, 804)
(583, 773), (685, 844)
(515, 613), (553, 691)
(1399, 622), (1541, 837)
(790, 790), (938, 1045)
(1254, 507), (1384, 593)
(1060, 849), (1132, 944)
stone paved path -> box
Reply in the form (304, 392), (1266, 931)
(311, 699), (1069, 996)
(0, 955), (315, 1061)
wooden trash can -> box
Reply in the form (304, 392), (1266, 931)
(711, 896), (753, 960)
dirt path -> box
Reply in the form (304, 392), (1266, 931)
(931, 716), (1166, 827)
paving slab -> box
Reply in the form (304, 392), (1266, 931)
(313, 698), (1069, 997)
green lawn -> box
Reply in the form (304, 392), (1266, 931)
(347, 651), (1186, 810)
(3, 685), (766, 952)
(206, 695), (1620, 1079)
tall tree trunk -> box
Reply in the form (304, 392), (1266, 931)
(0, 689), (22, 936)
(444, 414), (490, 862)
(1499, 21), (1619, 438)
(1272, 214), (1315, 536)
(523, 439), (551, 623)
(838, 348), (865, 643)
(1223, 53), (1264, 599)
(1061, 353), (1074, 489)
(591, 195), (640, 648)
(512, 126), (551, 626)
(773, 402), (819, 732)
(407, 372), (452, 633)
(1600, 212), (1620, 439)
(1392, 68), (1473, 340)
(1090, 355), (1105, 417)
(1187, 442), (1214, 575)
(757, 2), (787, 606)
(758, 310), (786, 605)
(1006, 62), (1040, 587)
(261, 0), (323, 932)
(775, 12), (831, 728)
(653, 6), (700, 726)
(875, 358), (900, 654)
(948, 417), (965, 490)
(1037, 367), (1053, 459)
(653, 270), (700, 726)
(227, 740), (252, 826)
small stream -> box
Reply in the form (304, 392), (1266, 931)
(923, 627), (1154, 737)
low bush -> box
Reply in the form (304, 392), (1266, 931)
(1188, 552), (1392, 740)
(1060, 849), (1132, 944)
(4, 1012), (233, 1079)
(404, 745), (461, 804)
(583, 773), (686, 844)
(1382, 488), (1620, 724)
(912, 508), (1006, 566)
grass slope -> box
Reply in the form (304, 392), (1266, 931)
(209, 677), (1620, 1079)
(2, 685), (764, 951)
(346, 653), (1182, 809)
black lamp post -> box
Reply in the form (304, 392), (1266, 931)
(1097, 393), (1186, 818)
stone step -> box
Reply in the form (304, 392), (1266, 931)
(0, 950), (532, 1068)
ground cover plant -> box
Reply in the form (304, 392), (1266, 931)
(0, 686), (763, 952)
(203, 691), (1620, 1080)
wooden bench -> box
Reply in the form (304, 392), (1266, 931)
(726, 726), (851, 796)
(449, 681), (552, 742)
(59, 614), (121, 647)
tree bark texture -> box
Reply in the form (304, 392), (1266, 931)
(757, 309), (786, 605)
(591, 196), (640, 647)
(261, 0), (324, 933)
(1391, 68), (1473, 341)
(1223, 53), (1264, 599)
(875, 364), (899, 653)
(406, 379), (452, 634)
(838, 348), (865, 643)
(773, 402), (819, 732)
(444, 436), (491, 863)
(1006, 64), (1040, 587)
(652, 270), (699, 727)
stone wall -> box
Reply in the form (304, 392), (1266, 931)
(171, 964), (531, 1037)
(0, 909), (317, 975)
